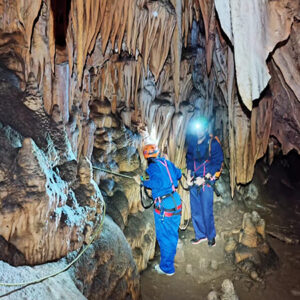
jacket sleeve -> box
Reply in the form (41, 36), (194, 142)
(169, 161), (182, 181)
(207, 139), (223, 176)
(142, 164), (159, 189)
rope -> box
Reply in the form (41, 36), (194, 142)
(140, 185), (154, 209)
(0, 202), (106, 287)
(179, 198), (190, 231)
(93, 166), (135, 179)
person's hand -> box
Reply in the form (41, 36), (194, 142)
(195, 177), (205, 186)
(186, 174), (194, 186)
(205, 173), (212, 179)
(133, 175), (141, 185)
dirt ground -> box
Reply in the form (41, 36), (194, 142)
(140, 160), (300, 300)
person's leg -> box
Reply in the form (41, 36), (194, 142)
(190, 186), (206, 240)
(154, 212), (181, 274)
(201, 186), (216, 240)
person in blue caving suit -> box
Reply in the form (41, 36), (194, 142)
(186, 117), (223, 247)
(134, 144), (182, 276)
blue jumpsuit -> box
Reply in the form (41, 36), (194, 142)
(143, 157), (182, 274)
(186, 134), (223, 241)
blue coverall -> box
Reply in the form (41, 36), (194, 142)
(143, 157), (182, 274)
(186, 134), (223, 241)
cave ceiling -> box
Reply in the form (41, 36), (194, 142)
(0, 0), (299, 195)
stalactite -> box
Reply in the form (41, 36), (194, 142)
(66, 0), (176, 89)
(17, 0), (43, 57)
(52, 63), (69, 124)
(250, 95), (273, 161)
(181, 0), (193, 48)
(193, 0), (201, 22)
(170, 0), (182, 112)
(93, 55), (143, 126)
(205, 2), (215, 75)
(118, 0), (129, 53)
(227, 48), (236, 197)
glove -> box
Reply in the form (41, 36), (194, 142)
(194, 177), (205, 186)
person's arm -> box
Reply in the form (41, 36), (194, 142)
(169, 161), (182, 181)
(142, 164), (160, 189)
(207, 139), (223, 176)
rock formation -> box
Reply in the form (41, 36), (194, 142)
(69, 216), (140, 300)
(0, 216), (140, 300)
(224, 211), (278, 281)
(0, 125), (104, 265)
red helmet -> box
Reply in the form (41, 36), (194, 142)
(143, 144), (159, 159)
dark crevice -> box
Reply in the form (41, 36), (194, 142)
(50, 0), (71, 49)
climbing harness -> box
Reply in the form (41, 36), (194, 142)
(180, 173), (220, 196)
(157, 160), (176, 192)
(151, 159), (182, 223)
(0, 202), (106, 289)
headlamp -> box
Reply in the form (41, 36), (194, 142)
(195, 122), (202, 130)
(187, 116), (209, 136)
(194, 119), (207, 131)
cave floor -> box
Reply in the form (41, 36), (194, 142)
(141, 180), (300, 300)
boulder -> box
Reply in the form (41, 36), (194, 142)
(69, 216), (140, 300)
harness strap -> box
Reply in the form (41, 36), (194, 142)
(193, 159), (209, 173)
(154, 204), (182, 217)
(154, 193), (180, 211)
(158, 160), (176, 192)
(154, 210), (182, 217)
(154, 203), (182, 212)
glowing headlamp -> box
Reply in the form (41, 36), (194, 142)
(195, 122), (201, 129)
(194, 120), (206, 131)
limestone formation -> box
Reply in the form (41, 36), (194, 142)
(124, 210), (156, 272)
(215, 0), (299, 110)
(207, 279), (239, 300)
(69, 216), (140, 300)
(221, 279), (239, 300)
(224, 211), (278, 280)
(0, 128), (104, 265)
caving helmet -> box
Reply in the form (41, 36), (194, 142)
(143, 144), (159, 159)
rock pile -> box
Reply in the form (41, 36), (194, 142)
(224, 211), (278, 280)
